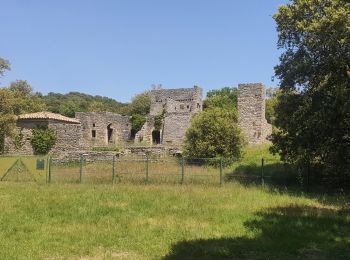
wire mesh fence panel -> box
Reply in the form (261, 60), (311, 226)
(0, 156), (48, 183)
(184, 158), (221, 184)
(116, 158), (147, 183)
(50, 158), (81, 184)
(147, 158), (182, 184)
(83, 157), (114, 184)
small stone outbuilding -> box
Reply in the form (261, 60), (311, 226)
(4, 112), (86, 155)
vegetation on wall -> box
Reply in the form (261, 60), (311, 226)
(30, 127), (57, 155)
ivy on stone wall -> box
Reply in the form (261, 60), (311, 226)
(30, 127), (57, 155)
(154, 110), (165, 131)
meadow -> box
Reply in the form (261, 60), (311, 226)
(0, 146), (349, 259)
(0, 182), (349, 259)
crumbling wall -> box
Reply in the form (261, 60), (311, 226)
(237, 83), (272, 144)
(135, 86), (203, 146)
(75, 112), (131, 147)
(162, 113), (193, 146)
(4, 120), (85, 155)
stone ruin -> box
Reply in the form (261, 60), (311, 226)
(238, 83), (272, 144)
(134, 86), (203, 146)
(4, 84), (271, 156)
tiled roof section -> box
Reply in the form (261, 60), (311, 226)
(17, 112), (81, 124)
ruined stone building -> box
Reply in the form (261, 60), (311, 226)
(75, 112), (131, 147)
(4, 84), (271, 156)
(134, 86), (203, 146)
(4, 112), (86, 155)
(237, 83), (272, 144)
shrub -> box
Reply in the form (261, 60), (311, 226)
(30, 127), (57, 155)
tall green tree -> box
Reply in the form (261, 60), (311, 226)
(272, 0), (350, 185)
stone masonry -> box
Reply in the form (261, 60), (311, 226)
(135, 86), (203, 146)
(75, 112), (131, 147)
(237, 83), (272, 144)
(4, 112), (86, 155)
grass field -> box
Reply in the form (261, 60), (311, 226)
(0, 182), (349, 259)
(0, 146), (349, 259)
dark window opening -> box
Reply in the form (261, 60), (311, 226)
(152, 130), (161, 144)
(187, 105), (189, 109)
(92, 123), (96, 127)
(107, 124), (113, 143)
(130, 129), (137, 140)
(92, 130), (96, 138)
(180, 104), (185, 110)
(197, 103), (200, 108)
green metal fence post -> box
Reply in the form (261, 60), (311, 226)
(48, 156), (52, 184)
(181, 157), (185, 184)
(261, 158), (265, 187)
(79, 155), (84, 183)
(145, 154), (149, 183)
(112, 155), (116, 183)
(220, 157), (223, 186)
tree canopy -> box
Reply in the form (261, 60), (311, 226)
(272, 0), (350, 187)
(183, 86), (243, 163)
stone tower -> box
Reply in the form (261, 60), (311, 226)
(237, 83), (272, 144)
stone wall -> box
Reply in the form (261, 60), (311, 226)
(237, 83), (272, 144)
(4, 120), (85, 155)
(162, 113), (193, 146)
(150, 86), (203, 115)
(135, 86), (203, 146)
(75, 112), (132, 147)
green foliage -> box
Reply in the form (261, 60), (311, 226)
(204, 87), (238, 110)
(183, 107), (244, 164)
(0, 80), (47, 152)
(154, 110), (165, 131)
(30, 127), (57, 155)
(131, 114), (146, 133)
(0, 57), (10, 79)
(272, 0), (350, 186)
(120, 91), (151, 116)
(12, 130), (25, 149)
(42, 92), (127, 117)
(265, 89), (279, 125)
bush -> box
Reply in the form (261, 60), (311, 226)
(183, 107), (244, 165)
(30, 127), (57, 155)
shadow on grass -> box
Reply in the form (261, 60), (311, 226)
(164, 205), (350, 259)
(226, 162), (299, 188)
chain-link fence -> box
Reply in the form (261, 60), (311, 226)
(3, 154), (347, 191)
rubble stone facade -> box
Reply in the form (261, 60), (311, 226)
(237, 83), (272, 144)
(75, 112), (131, 147)
(4, 118), (85, 155)
(135, 86), (203, 146)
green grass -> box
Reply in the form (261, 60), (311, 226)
(0, 182), (349, 259)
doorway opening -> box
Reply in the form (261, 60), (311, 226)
(152, 130), (161, 144)
(107, 124), (113, 143)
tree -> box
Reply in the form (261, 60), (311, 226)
(120, 91), (151, 116)
(0, 81), (46, 153)
(272, 0), (350, 186)
(183, 107), (244, 164)
(0, 57), (10, 79)
(204, 87), (238, 110)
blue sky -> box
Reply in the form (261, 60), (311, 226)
(1, 0), (288, 102)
